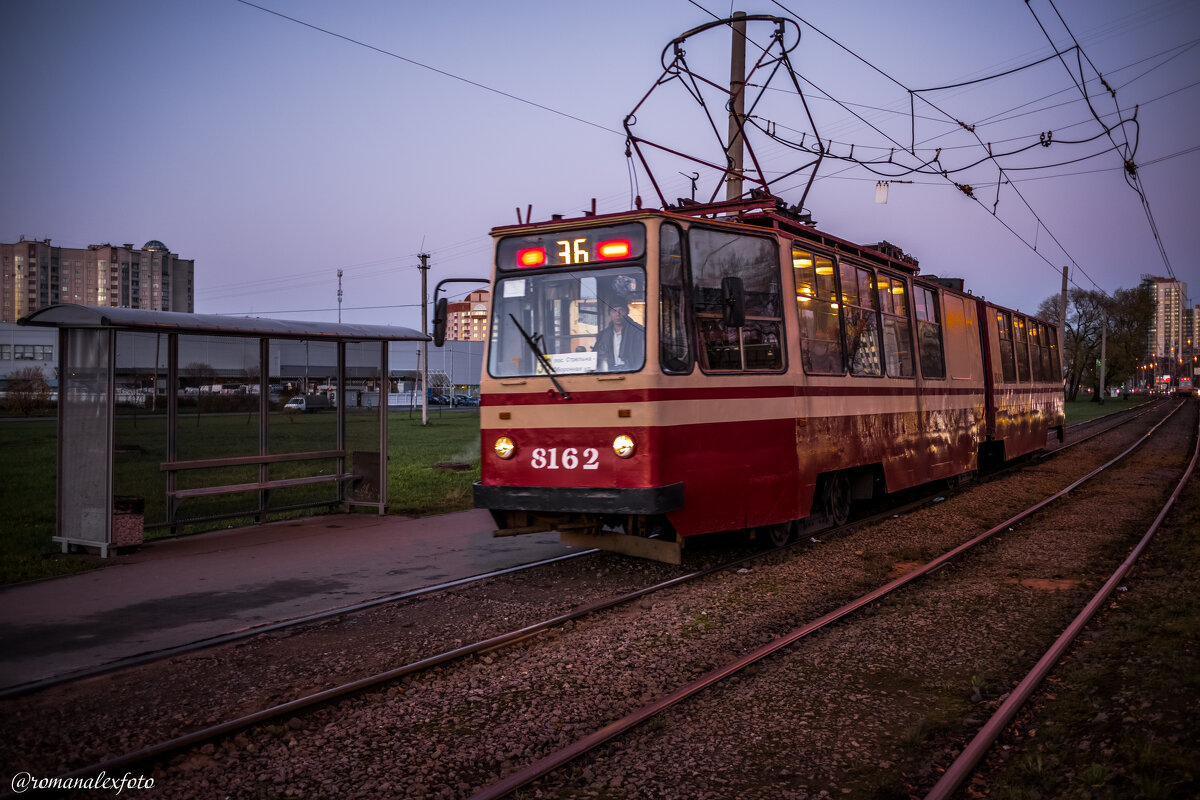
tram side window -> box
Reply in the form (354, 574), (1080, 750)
(876, 273), (914, 377)
(1040, 324), (1053, 380)
(793, 246), (844, 374)
(996, 311), (1017, 383)
(913, 286), (945, 379)
(690, 228), (783, 372)
(1036, 321), (1056, 379)
(840, 262), (882, 377)
(1046, 325), (1061, 379)
(659, 223), (692, 373)
(1031, 321), (1054, 382)
(1028, 322), (1043, 381)
(1013, 315), (1030, 383)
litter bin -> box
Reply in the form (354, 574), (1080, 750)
(112, 495), (145, 547)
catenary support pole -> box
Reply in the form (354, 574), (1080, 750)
(419, 252), (430, 426)
(726, 11), (747, 202)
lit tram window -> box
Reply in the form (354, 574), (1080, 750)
(597, 239), (632, 260)
(516, 248), (546, 268)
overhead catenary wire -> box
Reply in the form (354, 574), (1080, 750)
(233, 0), (623, 139)
(761, 0), (1121, 294)
(231, 0), (1188, 305)
(682, 0), (1099, 284)
(1026, 0), (1176, 280)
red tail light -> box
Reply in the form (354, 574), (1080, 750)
(516, 247), (546, 267)
(597, 239), (632, 260)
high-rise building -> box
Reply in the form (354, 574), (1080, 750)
(1143, 276), (1187, 361)
(445, 289), (490, 342)
(1184, 304), (1199, 382)
(1, 237), (194, 322)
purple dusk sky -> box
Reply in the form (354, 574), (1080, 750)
(2, 0), (1197, 329)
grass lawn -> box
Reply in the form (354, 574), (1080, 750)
(1063, 393), (1148, 424)
(0, 409), (481, 585)
(0, 393), (1152, 586)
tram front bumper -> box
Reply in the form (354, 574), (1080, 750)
(473, 482), (684, 516)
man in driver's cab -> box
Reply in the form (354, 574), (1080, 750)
(593, 302), (645, 371)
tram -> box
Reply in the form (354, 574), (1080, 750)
(454, 195), (1065, 563)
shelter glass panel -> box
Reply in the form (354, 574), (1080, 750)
(177, 335), (262, 460)
(344, 341), (385, 507)
(113, 331), (168, 528)
(60, 328), (111, 546)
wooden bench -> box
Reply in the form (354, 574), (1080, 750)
(168, 473), (355, 500)
(161, 450), (356, 527)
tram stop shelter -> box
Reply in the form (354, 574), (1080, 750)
(19, 304), (428, 556)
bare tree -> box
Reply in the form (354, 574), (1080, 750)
(1041, 285), (1154, 401)
(4, 367), (51, 416)
(183, 362), (216, 424)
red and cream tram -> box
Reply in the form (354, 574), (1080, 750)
(466, 196), (1065, 563)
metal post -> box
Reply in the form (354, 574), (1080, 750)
(1059, 266), (1068, 329)
(337, 268), (343, 324)
(1059, 266), (1069, 382)
(337, 340), (347, 506)
(1099, 317), (1107, 404)
(419, 252), (430, 426)
(258, 337), (270, 522)
(378, 340), (389, 514)
(726, 10), (748, 202)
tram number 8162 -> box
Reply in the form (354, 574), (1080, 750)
(530, 447), (601, 470)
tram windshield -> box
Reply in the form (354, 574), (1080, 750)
(488, 267), (647, 377)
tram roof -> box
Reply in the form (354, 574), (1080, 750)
(490, 197), (922, 277)
(18, 304), (428, 342)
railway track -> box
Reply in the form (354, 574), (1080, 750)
(469, 398), (1195, 799)
(0, 399), (1188, 798)
(4, 398), (1153, 702)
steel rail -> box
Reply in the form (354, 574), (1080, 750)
(4, 397), (1151, 704)
(25, 542), (791, 791)
(26, 463), (992, 792)
(926, 402), (1200, 799)
(466, 400), (1188, 800)
(17, 403), (1174, 794)
(1049, 396), (1165, 455)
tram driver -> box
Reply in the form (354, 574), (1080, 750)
(593, 301), (645, 371)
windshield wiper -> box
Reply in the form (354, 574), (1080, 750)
(509, 314), (571, 400)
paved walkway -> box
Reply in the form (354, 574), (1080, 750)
(0, 510), (575, 691)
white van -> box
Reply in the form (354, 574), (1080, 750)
(284, 395), (332, 413)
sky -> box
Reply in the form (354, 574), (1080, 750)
(2, 0), (1198, 330)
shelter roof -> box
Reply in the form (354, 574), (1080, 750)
(18, 304), (427, 342)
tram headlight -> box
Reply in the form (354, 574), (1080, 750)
(612, 434), (636, 459)
(494, 436), (516, 459)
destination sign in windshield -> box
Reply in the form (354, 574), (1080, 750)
(496, 222), (645, 270)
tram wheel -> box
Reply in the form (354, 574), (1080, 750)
(763, 522), (793, 549)
(822, 473), (852, 528)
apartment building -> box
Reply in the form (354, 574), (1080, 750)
(444, 289), (490, 342)
(1, 237), (194, 322)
